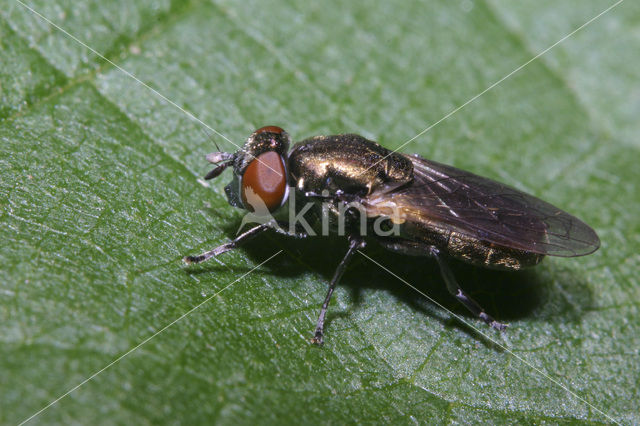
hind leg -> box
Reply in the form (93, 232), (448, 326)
(429, 246), (507, 330)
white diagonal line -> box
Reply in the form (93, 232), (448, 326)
(14, 0), (237, 149)
(18, 250), (282, 426)
(14, 1), (284, 178)
(366, 0), (624, 173)
(357, 250), (620, 425)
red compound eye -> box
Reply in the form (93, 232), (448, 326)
(241, 151), (287, 213)
(254, 125), (285, 135)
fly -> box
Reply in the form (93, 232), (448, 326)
(184, 126), (600, 344)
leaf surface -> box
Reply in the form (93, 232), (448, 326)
(1, 0), (638, 423)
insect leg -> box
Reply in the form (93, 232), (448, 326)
(311, 235), (366, 345)
(429, 247), (508, 331)
(183, 223), (270, 264)
(271, 220), (310, 239)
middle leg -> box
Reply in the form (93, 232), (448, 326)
(311, 235), (366, 345)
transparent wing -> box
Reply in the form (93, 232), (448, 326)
(368, 154), (600, 257)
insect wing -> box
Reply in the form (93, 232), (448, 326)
(369, 154), (600, 257)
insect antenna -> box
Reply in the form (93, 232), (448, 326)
(199, 125), (222, 152)
(204, 161), (232, 180)
(197, 125), (234, 180)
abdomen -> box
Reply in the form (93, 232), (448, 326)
(379, 221), (544, 271)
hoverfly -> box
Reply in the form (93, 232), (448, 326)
(184, 126), (600, 344)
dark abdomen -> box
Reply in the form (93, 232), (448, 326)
(380, 221), (544, 271)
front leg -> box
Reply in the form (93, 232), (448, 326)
(183, 220), (309, 265)
(183, 223), (271, 264)
(311, 235), (366, 345)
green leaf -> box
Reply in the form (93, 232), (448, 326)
(1, 0), (638, 423)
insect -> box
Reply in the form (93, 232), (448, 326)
(184, 126), (600, 344)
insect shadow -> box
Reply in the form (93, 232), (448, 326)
(187, 218), (594, 347)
